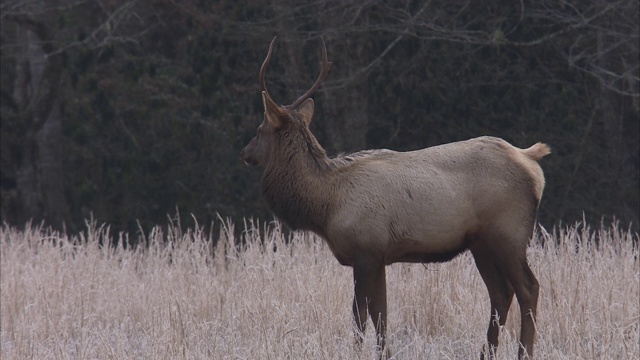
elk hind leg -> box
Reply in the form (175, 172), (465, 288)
(508, 260), (539, 359)
(472, 249), (515, 359)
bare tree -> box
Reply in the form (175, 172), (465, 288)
(1, 0), (160, 229)
(1, 0), (636, 232)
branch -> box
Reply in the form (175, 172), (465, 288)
(3, 0), (155, 58)
(324, 1), (432, 91)
(44, 0), (147, 58)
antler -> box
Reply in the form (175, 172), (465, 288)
(260, 36), (277, 98)
(288, 37), (331, 109)
(259, 37), (331, 108)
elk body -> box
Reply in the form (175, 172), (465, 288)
(241, 37), (550, 359)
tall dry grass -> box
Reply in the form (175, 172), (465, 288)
(1, 221), (638, 359)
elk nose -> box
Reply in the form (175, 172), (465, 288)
(240, 147), (255, 166)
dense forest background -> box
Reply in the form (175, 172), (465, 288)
(1, 0), (638, 236)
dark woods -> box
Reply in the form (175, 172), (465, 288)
(1, 1), (638, 237)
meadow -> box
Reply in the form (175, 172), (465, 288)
(1, 220), (638, 359)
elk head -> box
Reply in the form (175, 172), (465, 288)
(241, 37), (331, 167)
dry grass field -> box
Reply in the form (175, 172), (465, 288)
(1, 220), (638, 359)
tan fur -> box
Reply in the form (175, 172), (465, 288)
(514, 143), (551, 201)
(241, 38), (550, 360)
(522, 142), (552, 161)
(324, 137), (544, 265)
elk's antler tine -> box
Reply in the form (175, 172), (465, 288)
(260, 36), (277, 98)
(289, 37), (332, 109)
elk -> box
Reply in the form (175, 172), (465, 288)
(241, 37), (550, 359)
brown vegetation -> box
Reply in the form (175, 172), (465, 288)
(1, 222), (637, 359)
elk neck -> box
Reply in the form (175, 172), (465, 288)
(260, 125), (335, 236)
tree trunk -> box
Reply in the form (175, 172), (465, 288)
(12, 8), (70, 229)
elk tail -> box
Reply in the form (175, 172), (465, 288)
(522, 143), (551, 161)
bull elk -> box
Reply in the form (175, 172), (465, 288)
(241, 37), (550, 359)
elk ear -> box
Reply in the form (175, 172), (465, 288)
(262, 91), (285, 129)
(297, 98), (314, 126)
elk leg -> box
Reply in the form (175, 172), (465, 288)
(472, 250), (515, 359)
(352, 288), (367, 348)
(368, 264), (389, 358)
(508, 260), (539, 359)
(353, 259), (390, 358)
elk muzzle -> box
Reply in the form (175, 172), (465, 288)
(240, 138), (261, 166)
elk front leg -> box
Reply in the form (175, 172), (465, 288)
(353, 258), (390, 358)
(352, 285), (367, 348)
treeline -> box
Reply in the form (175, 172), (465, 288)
(1, 0), (638, 235)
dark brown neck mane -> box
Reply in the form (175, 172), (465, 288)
(260, 122), (390, 234)
(260, 125), (333, 234)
